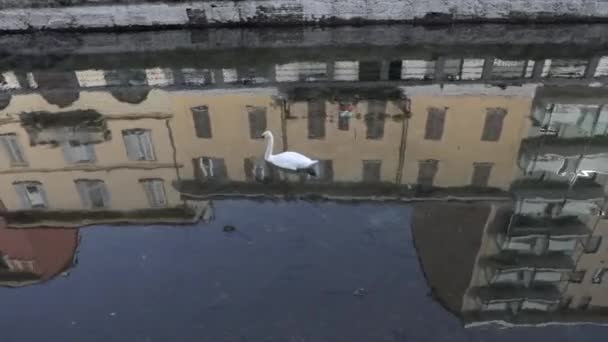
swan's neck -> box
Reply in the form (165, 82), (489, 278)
(264, 134), (274, 160)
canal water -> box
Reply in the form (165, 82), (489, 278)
(1, 24), (608, 341)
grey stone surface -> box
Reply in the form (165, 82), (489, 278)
(0, 0), (608, 31)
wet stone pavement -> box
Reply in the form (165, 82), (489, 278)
(2, 24), (608, 341)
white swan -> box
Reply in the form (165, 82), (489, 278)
(261, 131), (318, 175)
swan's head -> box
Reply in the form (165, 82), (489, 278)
(261, 130), (272, 139)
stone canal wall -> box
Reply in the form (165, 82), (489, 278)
(2, 0), (608, 31)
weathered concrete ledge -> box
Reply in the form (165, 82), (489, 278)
(2, 0), (608, 31)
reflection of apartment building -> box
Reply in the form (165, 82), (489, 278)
(0, 90), (200, 227)
(415, 86), (608, 325)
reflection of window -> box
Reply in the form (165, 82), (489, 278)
(247, 106), (267, 139)
(0, 133), (26, 165)
(401, 60), (436, 80)
(481, 302), (508, 311)
(14, 181), (47, 209)
(358, 61), (381, 81)
(362, 160), (381, 182)
(307, 100), (326, 139)
(122, 129), (155, 161)
(244, 157), (272, 182)
(196, 157), (227, 180)
(534, 271), (562, 282)
(62, 141), (95, 164)
(140, 179), (167, 208)
(424, 107), (446, 140)
(577, 296), (592, 310)
(592, 268), (608, 284)
(547, 238), (577, 252)
(191, 106), (212, 138)
(521, 300), (551, 312)
(365, 100), (386, 140)
(481, 108), (507, 141)
(417, 159), (438, 187)
(569, 270), (586, 283)
(338, 103), (353, 131)
(493, 270), (523, 284)
(75, 179), (109, 209)
(471, 163), (493, 187)
(306, 160), (333, 182)
(584, 236), (602, 253)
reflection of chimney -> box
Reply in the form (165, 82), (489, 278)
(0, 218), (78, 287)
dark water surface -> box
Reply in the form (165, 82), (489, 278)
(2, 24), (608, 341)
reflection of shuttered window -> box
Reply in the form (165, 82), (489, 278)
(443, 59), (463, 80)
(248, 106), (267, 139)
(75, 179), (109, 209)
(305, 160), (333, 183)
(0, 133), (26, 165)
(140, 179), (167, 207)
(417, 160), (438, 187)
(122, 129), (156, 161)
(63, 141), (95, 164)
(359, 61), (381, 81)
(14, 181), (47, 209)
(338, 103), (352, 131)
(195, 157), (228, 180)
(481, 108), (507, 142)
(244, 157), (275, 182)
(308, 100), (326, 139)
(191, 106), (212, 138)
(424, 107), (446, 140)
(362, 160), (381, 182)
(471, 163), (493, 187)
(366, 100), (386, 140)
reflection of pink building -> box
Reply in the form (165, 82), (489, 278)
(0, 218), (78, 287)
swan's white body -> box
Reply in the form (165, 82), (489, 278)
(262, 131), (318, 171)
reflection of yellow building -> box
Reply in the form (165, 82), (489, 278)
(402, 84), (536, 189)
(286, 98), (405, 183)
(169, 88), (284, 182)
(0, 82), (541, 226)
(0, 90), (198, 227)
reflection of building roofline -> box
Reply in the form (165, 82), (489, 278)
(3, 206), (202, 228)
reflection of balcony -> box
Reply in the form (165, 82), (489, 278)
(480, 253), (574, 287)
(520, 135), (608, 157)
(20, 110), (111, 146)
(509, 215), (590, 237)
(480, 253), (575, 273)
(470, 285), (562, 312)
(511, 179), (604, 200)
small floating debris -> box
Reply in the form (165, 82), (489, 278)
(223, 225), (236, 233)
(353, 287), (367, 297)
